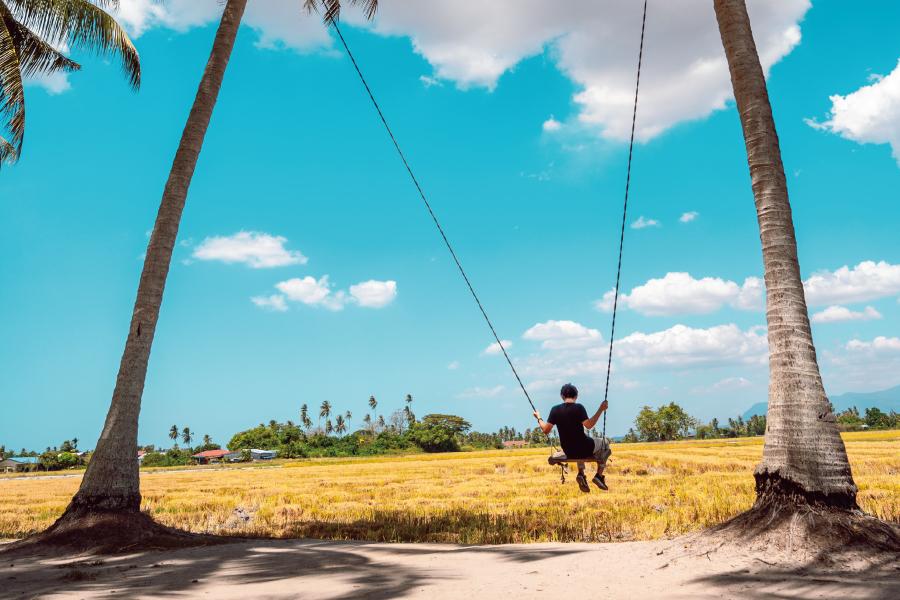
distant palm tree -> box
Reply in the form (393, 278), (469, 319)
(169, 425), (179, 443)
(0, 0), (141, 165)
(335, 415), (346, 436)
(72, 437), (79, 450)
(368, 395), (377, 411)
(325, 419), (333, 436)
(345, 410), (352, 425)
(405, 394), (413, 407)
(404, 405), (415, 426)
(300, 404), (309, 429)
(320, 400), (331, 432)
(377, 415), (385, 432)
(363, 414), (372, 432)
(181, 427), (192, 447)
(202, 434), (212, 447)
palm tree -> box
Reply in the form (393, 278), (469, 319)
(377, 414), (385, 432)
(335, 414), (346, 436)
(363, 413), (372, 432)
(405, 393), (413, 407)
(31, 0), (379, 551)
(202, 434), (212, 447)
(0, 0), (140, 165)
(713, 0), (862, 524)
(368, 395), (377, 411)
(324, 419), (333, 436)
(181, 427), (193, 447)
(169, 425), (179, 444)
(344, 410), (352, 427)
(300, 404), (309, 430)
(319, 400), (331, 431)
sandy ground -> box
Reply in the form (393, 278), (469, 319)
(3, 536), (899, 600)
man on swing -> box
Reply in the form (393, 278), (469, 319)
(533, 383), (611, 493)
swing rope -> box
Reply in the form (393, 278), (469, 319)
(601, 0), (647, 440)
(330, 22), (549, 445)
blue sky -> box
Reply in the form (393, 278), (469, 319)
(2, 0), (899, 451)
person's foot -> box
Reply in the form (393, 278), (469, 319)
(576, 472), (591, 493)
(592, 474), (608, 491)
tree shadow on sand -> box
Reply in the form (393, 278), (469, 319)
(3, 536), (587, 599)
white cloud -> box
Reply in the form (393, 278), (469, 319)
(447, 360), (460, 370)
(811, 305), (882, 324)
(693, 376), (753, 394)
(26, 71), (72, 95)
(542, 116), (562, 132)
(115, 0), (332, 50)
(595, 272), (763, 316)
(458, 385), (506, 399)
(419, 74), (443, 88)
(615, 324), (768, 368)
(193, 232), (307, 269)
(349, 280), (398, 308)
(631, 216), (660, 229)
(363, 0), (809, 141)
(679, 211), (699, 223)
(267, 276), (397, 311)
(276, 276), (343, 310)
(804, 261), (900, 306)
(523, 320), (601, 350)
(845, 336), (900, 353)
(483, 340), (513, 356)
(517, 322), (767, 386)
(807, 58), (900, 165)
(251, 294), (288, 312)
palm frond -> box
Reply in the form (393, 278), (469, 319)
(1, 6), (80, 78)
(0, 11), (25, 163)
(6, 0), (139, 89)
(305, 0), (378, 25)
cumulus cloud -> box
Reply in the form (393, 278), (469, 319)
(276, 276), (344, 310)
(542, 116), (562, 132)
(810, 305), (882, 324)
(806, 58), (900, 165)
(631, 216), (660, 229)
(349, 280), (398, 308)
(595, 272), (763, 316)
(614, 324), (768, 368)
(115, 0), (331, 50)
(193, 232), (307, 268)
(845, 336), (900, 353)
(523, 320), (602, 350)
(363, 0), (809, 141)
(251, 294), (288, 312)
(266, 276), (397, 311)
(483, 340), (513, 356)
(679, 211), (699, 223)
(803, 261), (900, 306)
(693, 376), (753, 394)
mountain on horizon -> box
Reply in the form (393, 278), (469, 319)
(742, 384), (900, 420)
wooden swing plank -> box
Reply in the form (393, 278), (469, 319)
(547, 454), (602, 465)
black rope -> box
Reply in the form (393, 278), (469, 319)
(330, 23), (553, 445)
(601, 0), (647, 439)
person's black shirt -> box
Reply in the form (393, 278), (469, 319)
(547, 402), (595, 459)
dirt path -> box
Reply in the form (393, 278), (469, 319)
(4, 537), (898, 599)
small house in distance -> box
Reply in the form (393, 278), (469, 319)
(250, 449), (276, 460)
(192, 449), (242, 464)
(502, 440), (529, 449)
(0, 456), (40, 472)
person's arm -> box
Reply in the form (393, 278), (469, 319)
(532, 410), (555, 435)
(583, 400), (609, 430)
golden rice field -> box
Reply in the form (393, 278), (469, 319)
(1, 431), (898, 544)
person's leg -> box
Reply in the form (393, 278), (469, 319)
(591, 438), (611, 490)
(575, 461), (590, 492)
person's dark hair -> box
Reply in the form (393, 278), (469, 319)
(560, 383), (578, 399)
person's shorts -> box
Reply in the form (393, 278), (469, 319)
(590, 437), (612, 464)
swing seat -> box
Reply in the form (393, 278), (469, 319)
(547, 452), (602, 466)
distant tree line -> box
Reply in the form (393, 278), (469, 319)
(621, 402), (766, 442)
(835, 406), (900, 431)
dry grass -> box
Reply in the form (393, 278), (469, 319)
(1, 431), (897, 544)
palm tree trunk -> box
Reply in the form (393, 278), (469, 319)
(713, 0), (857, 508)
(64, 0), (248, 517)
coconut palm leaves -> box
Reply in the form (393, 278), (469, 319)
(0, 0), (140, 164)
(303, 0), (377, 24)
